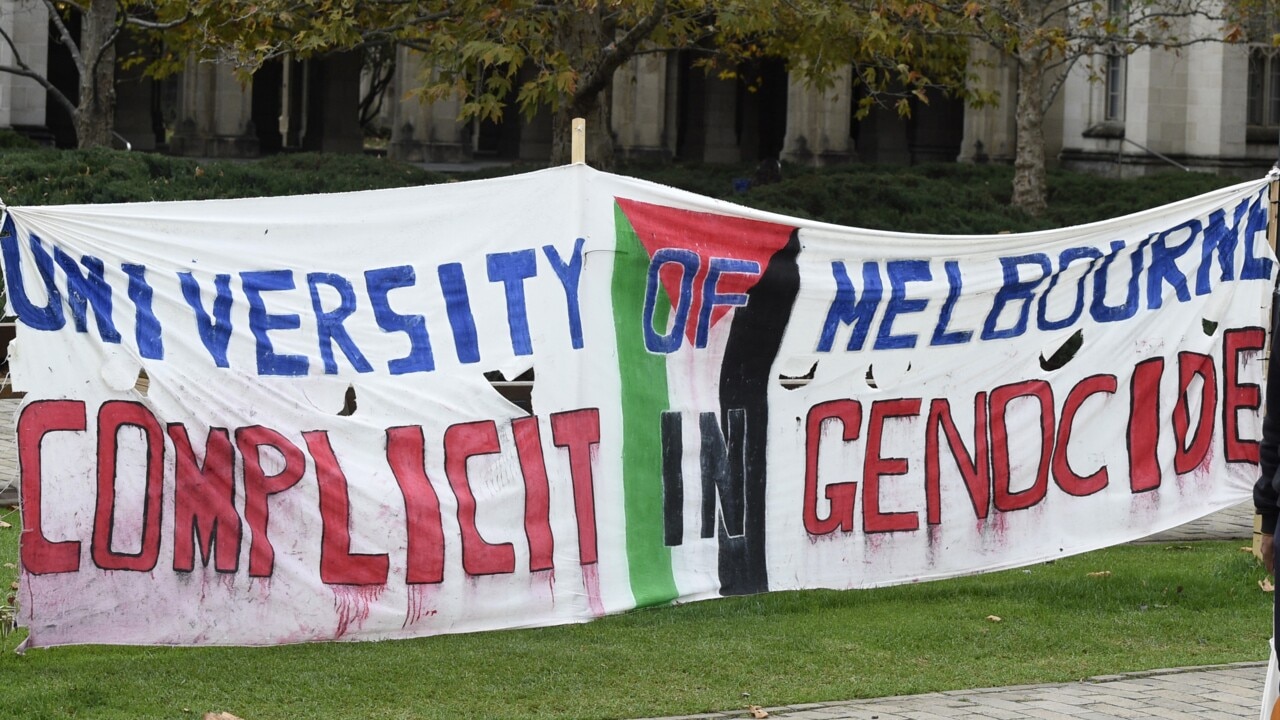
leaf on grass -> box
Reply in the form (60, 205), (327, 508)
(1087, 571), (1111, 578)
(986, 615), (1002, 623)
(203, 713), (244, 720)
(1261, 578), (1275, 593)
(8, 582), (16, 591)
(0, 520), (10, 529)
(747, 705), (769, 719)
(2, 563), (14, 570)
(1242, 546), (1256, 552)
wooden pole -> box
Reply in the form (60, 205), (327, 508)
(571, 117), (586, 165)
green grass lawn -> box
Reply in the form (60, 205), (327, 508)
(0, 506), (1270, 720)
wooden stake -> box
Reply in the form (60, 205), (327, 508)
(571, 117), (586, 165)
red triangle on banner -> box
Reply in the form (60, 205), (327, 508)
(616, 198), (795, 346)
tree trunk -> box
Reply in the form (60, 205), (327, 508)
(1011, 57), (1048, 216)
(73, 0), (118, 149)
(550, 92), (615, 168)
(548, 5), (616, 168)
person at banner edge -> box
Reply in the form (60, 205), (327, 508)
(1255, 288), (1280, 570)
(1252, 288), (1280, 715)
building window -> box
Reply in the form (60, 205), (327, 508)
(1104, 53), (1125, 122)
(1102, 0), (1126, 123)
(1248, 46), (1280, 129)
(1246, 9), (1280, 139)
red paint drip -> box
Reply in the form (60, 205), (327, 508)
(217, 574), (236, 593)
(403, 584), (440, 628)
(531, 568), (556, 606)
(332, 584), (385, 638)
(581, 564), (605, 617)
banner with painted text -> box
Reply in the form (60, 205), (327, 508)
(2, 166), (1272, 648)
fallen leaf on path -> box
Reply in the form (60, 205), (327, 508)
(747, 705), (769, 719)
(1260, 578), (1274, 593)
(1086, 571), (1111, 578)
(986, 615), (1002, 623)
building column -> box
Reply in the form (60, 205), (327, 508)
(0, 1), (49, 136)
(304, 51), (363, 154)
(701, 74), (740, 163)
(170, 57), (258, 157)
(1183, 18), (1247, 161)
(387, 47), (469, 163)
(613, 53), (671, 161)
(959, 41), (1017, 164)
(782, 67), (853, 165)
(113, 36), (159, 151)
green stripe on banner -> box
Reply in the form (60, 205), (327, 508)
(611, 203), (678, 607)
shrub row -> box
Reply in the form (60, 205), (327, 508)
(0, 131), (1249, 235)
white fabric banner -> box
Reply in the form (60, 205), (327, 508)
(2, 166), (1272, 647)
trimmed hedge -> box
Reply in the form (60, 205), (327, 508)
(0, 133), (1251, 235)
(621, 161), (1247, 234)
(0, 145), (444, 206)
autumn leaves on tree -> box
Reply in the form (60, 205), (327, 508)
(1, 0), (1273, 213)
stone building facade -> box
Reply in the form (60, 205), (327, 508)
(0, 2), (1275, 178)
(959, 29), (1278, 178)
(0, 1), (50, 141)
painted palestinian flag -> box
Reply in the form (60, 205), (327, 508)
(611, 198), (799, 606)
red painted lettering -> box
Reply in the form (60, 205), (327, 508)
(306, 431), (389, 585)
(92, 401), (164, 572)
(18, 400), (85, 574)
(1128, 357), (1164, 492)
(803, 400), (860, 535)
(169, 425), (240, 573)
(1222, 327), (1264, 463)
(236, 426), (306, 577)
(990, 380), (1054, 512)
(924, 394), (990, 525)
(550, 408), (602, 565)
(386, 425), (445, 584)
(513, 416), (554, 572)
(444, 420), (515, 576)
(863, 398), (922, 533)
(1173, 352), (1216, 474)
(1053, 375), (1115, 496)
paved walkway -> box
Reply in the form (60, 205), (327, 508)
(640, 663), (1269, 720)
(0, 398), (16, 507)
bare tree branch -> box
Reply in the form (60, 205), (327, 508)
(41, 0), (86, 75)
(0, 21), (77, 120)
(126, 14), (191, 30)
